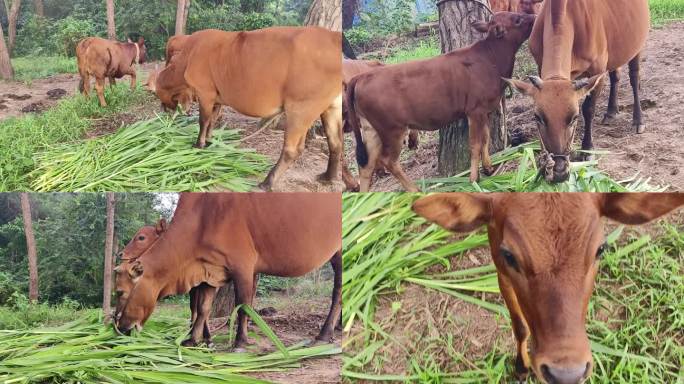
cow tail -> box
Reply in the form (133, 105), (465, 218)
(346, 75), (369, 168)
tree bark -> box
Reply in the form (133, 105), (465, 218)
(175, 0), (187, 35)
(20, 193), (38, 303)
(7, 0), (22, 54)
(342, 0), (357, 30)
(183, 0), (191, 31)
(0, 21), (14, 79)
(210, 283), (235, 318)
(304, 0), (341, 31)
(342, 33), (356, 59)
(33, 0), (43, 16)
(437, 0), (507, 176)
(102, 193), (116, 322)
(106, 0), (116, 40)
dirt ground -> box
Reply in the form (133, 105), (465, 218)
(352, 22), (684, 191)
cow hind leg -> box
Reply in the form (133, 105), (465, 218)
(194, 97), (216, 149)
(382, 129), (419, 192)
(498, 275), (531, 381)
(233, 272), (256, 349)
(317, 95), (343, 184)
(579, 75), (606, 161)
(205, 104), (222, 145)
(628, 54), (645, 133)
(357, 118), (382, 192)
(601, 69), (620, 124)
(480, 117), (494, 177)
(467, 114), (486, 182)
(94, 77), (107, 107)
(108, 76), (116, 88)
(316, 251), (342, 343)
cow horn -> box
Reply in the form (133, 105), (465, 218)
(528, 76), (543, 90)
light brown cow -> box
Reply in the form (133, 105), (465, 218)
(146, 54), (196, 115)
(115, 193), (342, 349)
(505, 0), (649, 183)
(160, 28), (342, 191)
(76, 37), (147, 107)
(346, 12), (535, 191)
(165, 34), (189, 66)
(413, 192), (684, 384)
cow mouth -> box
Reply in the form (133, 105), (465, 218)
(538, 152), (570, 183)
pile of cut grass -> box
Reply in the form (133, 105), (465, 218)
(29, 114), (269, 191)
(0, 308), (340, 383)
(342, 193), (683, 382)
(10, 55), (77, 83)
(0, 83), (150, 190)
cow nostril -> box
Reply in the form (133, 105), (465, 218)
(541, 362), (591, 384)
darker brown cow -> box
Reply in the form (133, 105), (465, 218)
(506, 0), (649, 183)
(115, 193), (342, 349)
(76, 37), (147, 107)
(413, 193), (684, 384)
(162, 28), (342, 191)
(346, 12), (535, 191)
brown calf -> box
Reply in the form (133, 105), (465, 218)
(76, 37), (147, 107)
(115, 193), (342, 349)
(346, 12), (535, 191)
(413, 192), (684, 384)
(506, 0), (650, 183)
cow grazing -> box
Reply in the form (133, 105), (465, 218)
(146, 54), (196, 115)
(157, 27), (342, 191)
(413, 192), (684, 384)
(76, 37), (147, 107)
(165, 34), (189, 66)
(505, 0), (650, 183)
(346, 12), (535, 192)
(114, 193), (342, 349)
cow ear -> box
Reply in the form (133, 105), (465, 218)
(503, 77), (540, 97)
(412, 193), (492, 232)
(129, 260), (144, 282)
(600, 193), (684, 225)
(138, 37), (145, 44)
(127, 38), (133, 43)
(471, 20), (490, 33)
(574, 73), (605, 98)
(155, 218), (167, 234)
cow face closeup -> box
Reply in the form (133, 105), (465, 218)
(504, 74), (604, 183)
(471, 11), (536, 48)
(413, 193), (684, 384)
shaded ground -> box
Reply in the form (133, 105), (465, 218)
(348, 22), (684, 191)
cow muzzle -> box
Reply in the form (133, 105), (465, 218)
(540, 361), (591, 384)
(538, 152), (570, 183)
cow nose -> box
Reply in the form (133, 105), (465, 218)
(552, 159), (570, 183)
(541, 362), (590, 384)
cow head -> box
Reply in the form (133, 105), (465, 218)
(471, 11), (536, 46)
(136, 37), (147, 64)
(413, 193), (684, 384)
(503, 73), (605, 183)
(113, 219), (167, 330)
(519, 0), (543, 15)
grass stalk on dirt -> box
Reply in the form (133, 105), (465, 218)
(29, 114), (270, 192)
(342, 193), (684, 382)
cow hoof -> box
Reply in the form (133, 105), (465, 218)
(573, 152), (593, 162)
(635, 124), (645, 134)
(601, 113), (617, 125)
(258, 181), (273, 192)
(180, 339), (197, 347)
(232, 347), (248, 353)
(482, 165), (495, 177)
(316, 173), (335, 184)
(204, 340), (214, 348)
(345, 183), (360, 192)
(193, 143), (206, 149)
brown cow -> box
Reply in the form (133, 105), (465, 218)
(413, 192), (684, 384)
(165, 34), (189, 66)
(346, 12), (535, 191)
(114, 193), (342, 349)
(490, 0), (542, 14)
(76, 37), (147, 107)
(505, 0), (650, 183)
(159, 28), (342, 191)
(146, 54), (196, 115)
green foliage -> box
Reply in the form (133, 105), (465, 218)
(0, 294), (85, 329)
(0, 272), (17, 306)
(384, 37), (440, 64)
(239, 11), (276, 30)
(344, 27), (374, 51)
(54, 16), (96, 56)
(649, 0), (684, 25)
(11, 55), (77, 82)
(12, 16), (55, 56)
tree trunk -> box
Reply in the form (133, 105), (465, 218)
(175, 0), (186, 35)
(304, 0), (341, 31)
(106, 0), (116, 40)
(183, 0), (191, 31)
(20, 193), (38, 303)
(342, 0), (357, 30)
(102, 193), (116, 322)
(7, 0), (21, 54)
(0, 21), (14, 79)
(436, 0), (507, 176)
(210, 283), (235, 318)
(33, 0), (43, 16)
(342, 33), (356, 59)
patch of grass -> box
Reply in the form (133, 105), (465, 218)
(650, 0), (684, 26)
(10, 55), (77, 83)
(29, 114), (270, 191)
(0, 83), (150, 190)
(0, 298), (86, 330)
(385, 36), (440, 64)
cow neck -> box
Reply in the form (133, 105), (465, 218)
(474, 35), (519, 79)
(541, 0), (573, 80)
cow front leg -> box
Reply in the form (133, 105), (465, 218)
(189, 286), (199, 326)
(356, 119), (382, 192)
(628, 54), (645, 133)
(109, 76), (116, 88)
(498, 274), (531, 381)
(318, 95), (343, 184)
(129, 69), (137, 90)
(579, 74), (606, 161)
(233, 272), (256, 349)
(194, 98), (216, 149)
(602, 69), (620, 124)
(204, 104), (222, 146)
(467, 113), (486, 182)
(316, 251), (342, 343)
(182, 283), (216, 347)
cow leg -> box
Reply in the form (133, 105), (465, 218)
(81, 72), (90, 96)
(316, 251), (342, 343)
(601, 69), (620, 124)
(204, 104), (222, 146)
(318, 96), (343, 184)
(109, 76), (116, 88)
(579, 75), (606, 160)
(189, 286), (199, 325)
(357, 119), (382, 192)
(628, 54), (645, 133)
(194, 97), (216, 149)
(382, 130), (419, 192)
(258, 109), (317, 191)
(467, 114), (486, 182)
(95, 77), (107, 107)
(234, 272), (256, 349)
(202, 286), (218, 346)
(407, 129), (419, 150)
(498, 274), (531, 381)
(480, 116), (494, 177)
(182, 283), (216, 347)
(128, 69), (137, 90)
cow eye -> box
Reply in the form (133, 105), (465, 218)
(138, 235), (145, 241)
(534, 113), (545, 126)
(595, 243), (608, 260)
(500, 248), (520, 272)
(515, 16), (522, 26)
(116, 290), (124, 297)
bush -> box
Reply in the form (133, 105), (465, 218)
(239, 12), (276, 30)
(0, 272), (17, 306)
(13, 15), (57, 56)
(345, 27), (374, 51)
(55, 16), (96, 56)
